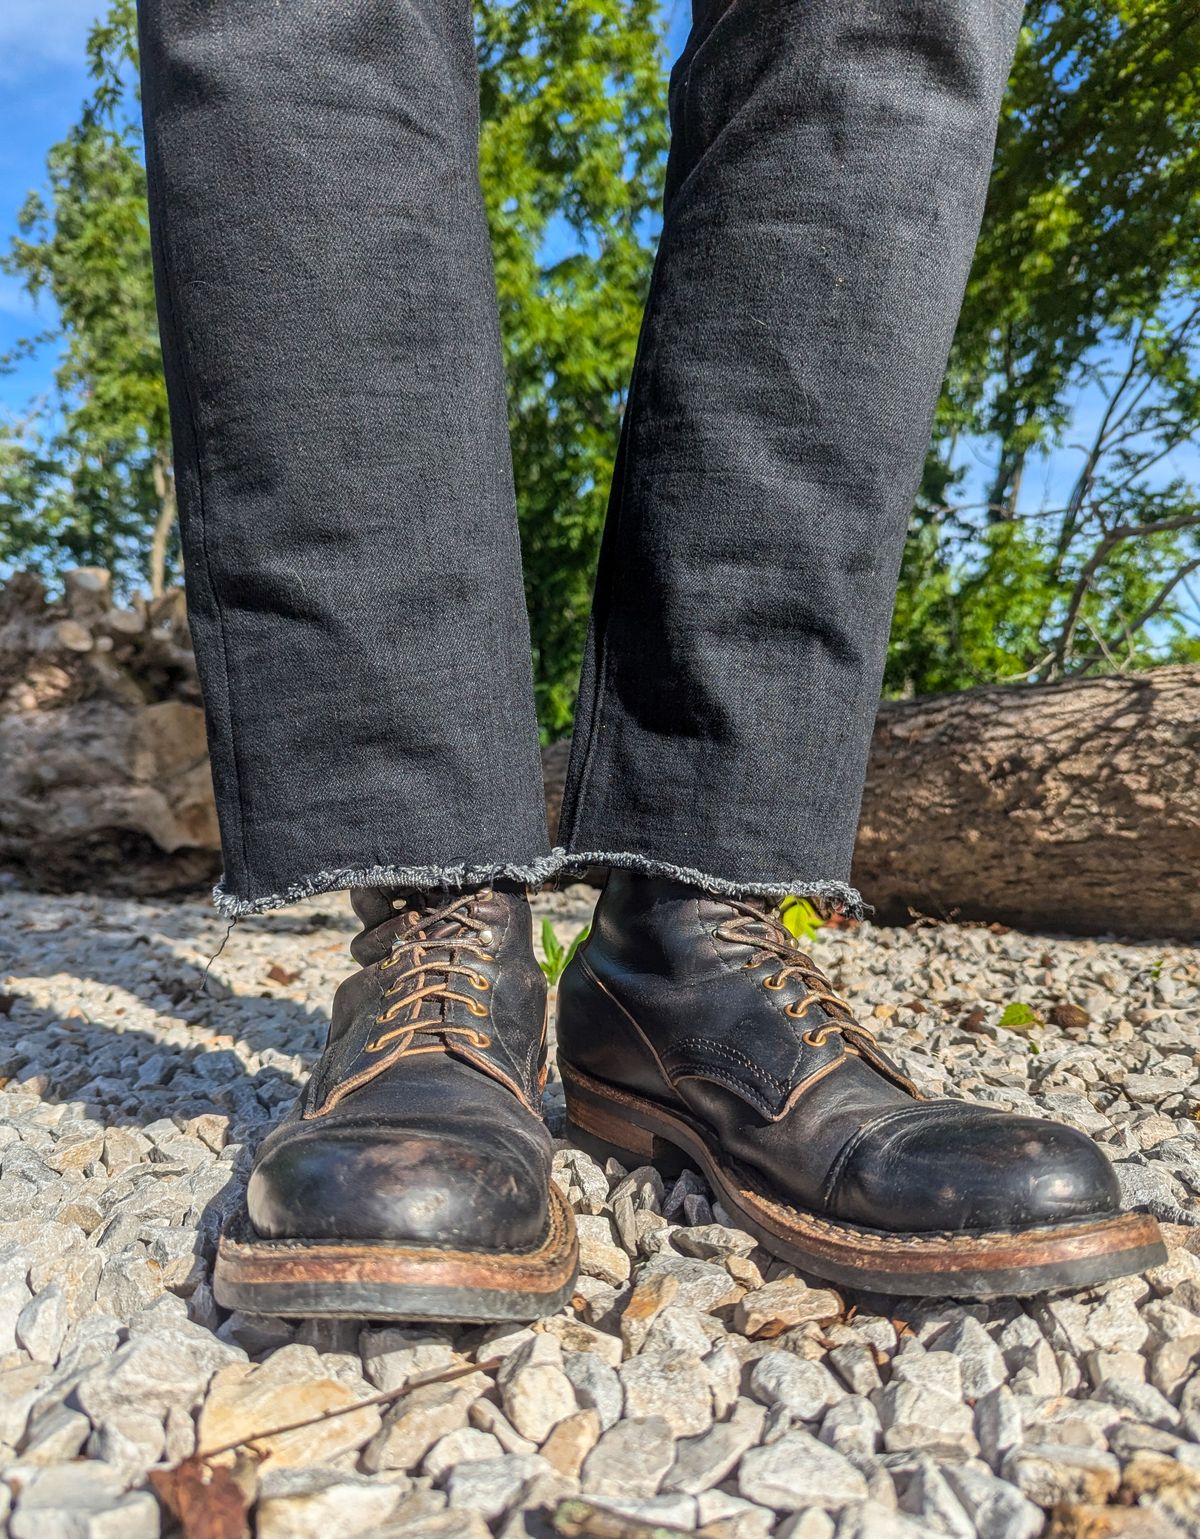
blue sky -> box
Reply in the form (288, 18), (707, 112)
(0, 0), (98, 413)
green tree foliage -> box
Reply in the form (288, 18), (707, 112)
(3, 0), (1198, 725)
(0, 0), (173, 590)
(478, 0), (668, 732)
(887, 0), (1200, 695)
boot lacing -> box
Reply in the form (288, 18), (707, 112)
(715, 897), (882, 1053)
(368, 890), (497, 1054)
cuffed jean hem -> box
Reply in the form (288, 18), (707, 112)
(212, 848), (864, 919)
(561, 850), (864, 918)
(212, 852), (569, 919)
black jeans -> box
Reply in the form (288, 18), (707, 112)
(137, 0), (1022, 918)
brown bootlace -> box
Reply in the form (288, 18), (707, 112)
(715, 897), (882, 1053)
(367, 890), (497, 1055)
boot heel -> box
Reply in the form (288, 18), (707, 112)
(562, 1081), (693, 1179)
(564, 1116), (692, 1179)
(564, 1117), (647, 1170)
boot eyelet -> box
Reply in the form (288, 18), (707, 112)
(471, 974), (491, 991)
(477, 928), (496, 947)
(763, 974), (785, 990)
(467, 999), (489, 1019)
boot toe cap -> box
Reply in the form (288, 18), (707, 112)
(831, 1103), (1121, 1233)
(247, 1113), (551, 1251)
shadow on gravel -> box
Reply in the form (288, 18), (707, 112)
(0, 901), (343, 1132)
(0, 907), (346, 1309)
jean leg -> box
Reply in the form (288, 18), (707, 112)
(559, 0), (1023, 910)
(137, 0), (552, 914)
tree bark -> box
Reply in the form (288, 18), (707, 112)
(149, 450), (178, 600)
(544, 666), (1200, 940)
(852, 666), (1200, 939)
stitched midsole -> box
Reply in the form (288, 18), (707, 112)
(223, 1175), (581, 1274)
(559, 1058), (1149, 1253)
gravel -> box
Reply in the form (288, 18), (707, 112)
(0, 881), (1197, 1537)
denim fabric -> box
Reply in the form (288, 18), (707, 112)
(559, 0), (1024, 892)
(137, 0), (552, 912)
(136, 0), (1022, 917)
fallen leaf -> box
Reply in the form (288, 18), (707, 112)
(997, 1001), (1042, 1030)
(1048, 1003), (1091, 1030)
(150, 1457), (250, 1539)
(265, 964), (299, 986)
(0, 995), (14, 1016)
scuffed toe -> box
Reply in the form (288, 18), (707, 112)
(830, 1102), (1122, 1233)
(248, 1117), (551, 1251)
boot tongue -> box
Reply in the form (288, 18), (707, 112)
(400, 898), (476, 947)
(725, 894), (791, 945)
(350, 888), (484, 970)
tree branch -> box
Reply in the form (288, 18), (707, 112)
(149, 448), (177, 598)
(1050, 513), (1200, 678)
(1053, 327), (1144, 580)
(1070, 554), (1200, 675)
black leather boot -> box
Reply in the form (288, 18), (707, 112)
(557, 873), (1164, 1298)
(214, 886), (577, 1321)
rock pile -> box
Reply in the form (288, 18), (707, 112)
(0, 884), (1196, 1537)
(0, 570), (219, 895)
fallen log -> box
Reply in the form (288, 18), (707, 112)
(852, 666), (1200, 940)
(543, 667), (1200, 940)
(3, 571), (1196, 936)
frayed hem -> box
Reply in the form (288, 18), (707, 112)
(561, 850), (864, 918)
(213, 850), (570, 919)
(213, 847), (865, 920)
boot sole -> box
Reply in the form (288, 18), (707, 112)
(212, 1181), (578, 1322)
(560, 1059), (1166, 1299)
